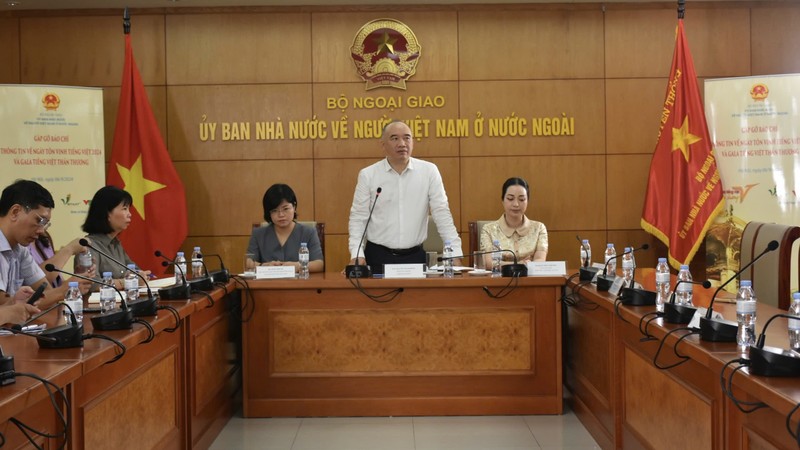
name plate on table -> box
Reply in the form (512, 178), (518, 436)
(609, 277), (626, 296)
(591, 262), (605, 282)
(384, 263), (425, 279)
(256, 265), (296, 279)
(527, 261), (566, 276)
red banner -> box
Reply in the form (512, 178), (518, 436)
(107, 34), (188, 276)
(641, 20), (724, 269)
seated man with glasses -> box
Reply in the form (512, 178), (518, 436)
(246, 184), (324, 273)
(0, 179), (56, 323)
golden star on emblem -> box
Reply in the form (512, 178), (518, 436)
(116, 155), (167, 221)
(671, 116), (702, 162)
(374, 31), (397, 55)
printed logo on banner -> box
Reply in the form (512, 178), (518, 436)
(750, 83), (769, 101)
(42, 92), (61, 111)
(350, 19), (421, 91)
(723, 184), (758, 203)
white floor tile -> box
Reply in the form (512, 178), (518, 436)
(414, 416), (539, 450)
(209, 417), (301, 450)
(291, 422), (415, 450)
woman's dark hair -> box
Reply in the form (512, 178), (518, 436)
(262, 184), (298, 224)
(501, 177), (530, 199)
(82, 186), (133, 234)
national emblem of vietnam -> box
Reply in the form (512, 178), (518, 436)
(350, 18), (421, 91)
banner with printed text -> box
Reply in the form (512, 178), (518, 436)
(0, 84), (105, 248)
(704, 74), (800, 292)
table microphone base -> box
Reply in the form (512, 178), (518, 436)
(699, 316), (737, 342)
(620, 288), (656, 306)
(597, 275), (615, 291)
(189, 276), (214, 292)
(502, 264), (527, 277)
(91, 309), (134, 331)
(345, 265), (371, 279)
(159, 284), (192, 300)
(37, 324), (84, 349)
(663, 302), (697, 324)
(210, 269), (230, 283)
(579, 266), (598, 281)
(129, 297), (159, 316)
(749, 345), (800, 377)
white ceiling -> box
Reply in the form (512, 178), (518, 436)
(0, 0), (771, 12)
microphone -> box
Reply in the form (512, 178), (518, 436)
(576, 236), (599, 281)
(439, 248), (527, 278)
(346, 187), (381, 279)
(20, 299), (83, 349)
(79, 238), (158, 316)
(187, 253), (214, 292)
(45, 264), (133, 331)
(597, 244), (648, 291)
(201, 253), (230, 283)
(617, 244), (655, 306)
(748, 313), (800, 377)
(154, 251), (192, 300)
(699, 240), (779, 342)
(663, 279), (712, 324)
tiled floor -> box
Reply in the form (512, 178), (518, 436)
(210, 405), (600, 450)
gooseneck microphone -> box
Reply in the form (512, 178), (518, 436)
(439, 248), (527, 277)
(20, 298), (83, 349)
(201, 253), (230, 283)
(663, 279), (712, 324)
(186, 253), (214, 292)
(79, 238), (158, 316)
(597, 244), (648, 291)
(154, 251), (192, 300)
(45, 264), (134, 331)
(346, 187), (381, 279)
(576, 235), (599, 281)
(748, 313), (800, 377)
(699, 240), (779, 342)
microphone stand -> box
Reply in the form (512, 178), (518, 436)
(79, 238), (158, 316)
(346, 187), (381, 279)
(186, 253), (213, 292)
(663, 279), (711, 324)
(154, 251), (192, 300)
(202, 253), (230, 283)
(748, 313), (800, 377)
(46, 264), (134, 331)
(24, 300), (84, 349)
(597, 244), (648, 292)
(699, 240), (779, 342)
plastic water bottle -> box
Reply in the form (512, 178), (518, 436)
(788, 292), (800, 351)
(191, 246), (204, 279)
(100, 271), (116, 313)
(64, 281), (83, 324)
(298, 242), (310, 279)
(604, 243), (617, 276)
(175, 251), (187, 285)
(675, 265), (693, 306)
(621, 247), (634, 286)
(124, 264), (139, 303)
(655, 258), (671, 312)
(443, 241), (454, 279)
(491, 239), (502, 278)
(76, 248), (93, 273)
(580, 239), (591, 267)
(736, 280), (757, 355)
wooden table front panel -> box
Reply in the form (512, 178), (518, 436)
(242, 278), (563, 417)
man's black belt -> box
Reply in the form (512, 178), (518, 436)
(366, 241), (423, 257)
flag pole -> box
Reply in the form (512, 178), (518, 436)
(123, 7), (130, 34)
(678, 0), (685, 19)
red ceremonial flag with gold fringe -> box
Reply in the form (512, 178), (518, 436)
(107, 33), (188, 276)
(641, 20), (724, 269)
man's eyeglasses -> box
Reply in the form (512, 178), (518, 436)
(24, 206), (52, 230)
(269, 205), (294, 217)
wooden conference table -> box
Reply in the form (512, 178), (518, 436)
(566, 270), (800, 450)
(240, 273), (566, 417)
(0, 281), (237, 450)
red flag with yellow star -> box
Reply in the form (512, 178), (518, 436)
(107, 33), (188, 276)
(641, 20), (724, 269)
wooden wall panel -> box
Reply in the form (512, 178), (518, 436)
(165, 13), (312, 85)
(458, 10), (604, 80)
(606, 154), (652, 229)
(550, 231), (607, 268)
(751, 7), (800, 75)
(606, 78), (665, 155)
(311, 81), (460, 159)
(460, 80), (605, 157)
(684, 8), (750, 78)
(20, 15), (164, 86)
(103, 86), (167, 161)
(605, 9), (675, 79)
(182, 236), (250, 274)
(166, 84), (313, 161)
(460, 156), (606, 232)
(0, 19), (19, 83)
(311, 11), (458, 83)
(607, 230), (665, 269)
(175, 159), (315, 236)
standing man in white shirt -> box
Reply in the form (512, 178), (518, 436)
(347, 120), (462, 274)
